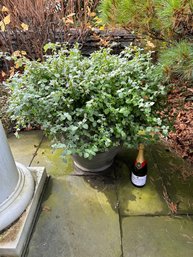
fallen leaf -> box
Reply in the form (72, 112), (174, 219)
(99, 25), (105, 31)
(21, 22), (29, 31)
(2, 6), (9, 12)
(62, 17), (74, 25)
(169, 201), (177, 214)
(99, 38), (109, 46)
(42, 205), (51, 212)
(0, 15), (10, 31)
(89, 12), (96, 17)
(12, 50), (22, 57)
(147, 40), (155, 48)
(21, 50), (27, 55)
(65, 18), (74, 25)
(15, 62), (20, 69)
(0, 21), (5, 31)
(3, 14), (11, 25)
(1, 71), (6, 77)
(66, 13), (75, 18)
(9, 67), (15, 77)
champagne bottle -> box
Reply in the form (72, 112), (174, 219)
(131, 144), (147, 187)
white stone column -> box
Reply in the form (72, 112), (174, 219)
(0, 121), (34, 232)
(0, 122), (19, 203)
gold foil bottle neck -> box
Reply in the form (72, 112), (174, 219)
(136, 144), (145, 163)
(138, 143), (145, 151)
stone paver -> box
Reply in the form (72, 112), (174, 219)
(31, 137), (74, 177)
(5, 132), (193, 257)
(8, 130), (43, 166)
(116, 148), (169, 216)
(26, 175), (121, 257)
(151, 144), (193, 214)
(122, 216), (193, 257)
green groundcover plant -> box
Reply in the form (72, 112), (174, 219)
(7, 44), (169, 158)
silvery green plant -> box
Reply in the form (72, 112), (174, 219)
(7, 44), (169, 158)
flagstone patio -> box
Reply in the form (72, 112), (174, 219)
(6, 130), (193, 257)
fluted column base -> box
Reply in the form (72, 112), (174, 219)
(0, 163), (34, 232)
(0, 167), (47, 257)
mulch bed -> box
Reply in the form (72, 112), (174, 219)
(165, 82), (193, 164)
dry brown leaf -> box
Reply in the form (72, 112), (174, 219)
(1, 6), (9, 12)
(21, 23), (29, 31)
(42, 205), (51, 212)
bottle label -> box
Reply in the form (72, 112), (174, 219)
(131, 172), (147, 186)
(134, 160), (147, 169)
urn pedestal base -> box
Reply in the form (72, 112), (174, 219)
(0, 167), (47, 257)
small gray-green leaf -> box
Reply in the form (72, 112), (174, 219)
(83, 124), (88, 129)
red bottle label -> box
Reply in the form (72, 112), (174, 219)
(134, 160), (147, 170)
